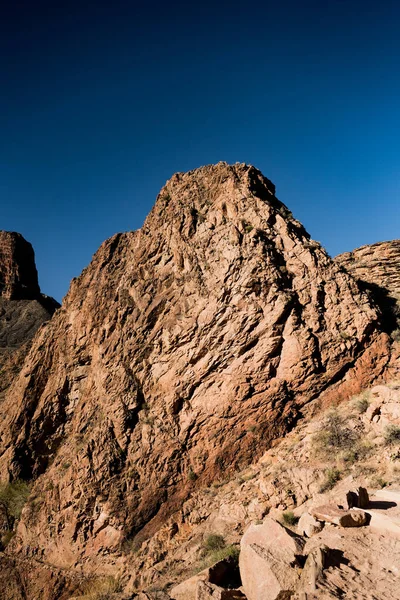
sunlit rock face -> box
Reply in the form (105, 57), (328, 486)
(336, 240), (400, 333)
(0, 163), (390, 580)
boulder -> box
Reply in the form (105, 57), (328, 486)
(346, 491), (358, 510)
(171, 558), (241, 600)
(310, 505), (367, 527)
(357, 487), (369, 509)
(239, 517), (304, 600)
(171, 571), (209, 600)
(297, 512), (323, 538)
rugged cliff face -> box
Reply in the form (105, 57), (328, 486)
(0, 232), (59, 398)
(0, 231), (40, 301)
(0, 163), (390, 586)
(336, 240), (400, 334)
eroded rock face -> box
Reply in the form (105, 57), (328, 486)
(336, 240), (400, 332)
(0, 163), (389, 578)
(0, 231), (41, 300)
(0, 232), (59, 395)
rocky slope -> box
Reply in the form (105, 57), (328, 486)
(336, 240), (400, 336)
(0, 232), (59, 398)
(0, 163), (393, 598)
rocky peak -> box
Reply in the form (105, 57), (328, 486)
(0, 231), (41, 300)
(0, 164), (392, 593)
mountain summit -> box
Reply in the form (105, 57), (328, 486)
(0, 164), (395, 598)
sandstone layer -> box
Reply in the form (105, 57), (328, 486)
(0, 163), (391, 587)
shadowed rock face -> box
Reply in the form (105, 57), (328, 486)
(0, 231), (40, 300)
(0, 163), (390, 579)
(0, 232), (59, 394)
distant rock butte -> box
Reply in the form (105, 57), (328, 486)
(0, 231), (59, 391)
(0, 231), (40, 300)
(0, 164), (393, 596)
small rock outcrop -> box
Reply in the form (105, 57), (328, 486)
(298, 512), (324, 538)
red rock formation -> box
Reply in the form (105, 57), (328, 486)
(336, 240), (400, 332)
(0, 232), (41, 300)
(0, 164), (390, 588)
(0, 232), (59, 399)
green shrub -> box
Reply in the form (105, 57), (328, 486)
(241, 220), (253, 233)
(195, 545), (240, 573)
(319, 468), (341, 492)
(384, 424), (400, 446)
(355, 396), (370, 414)
(203, 533), (226, 552)
(188, 469), (198, 482)
(282, 511), (299, 526)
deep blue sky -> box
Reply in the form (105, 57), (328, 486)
(1, 0), (399, 302)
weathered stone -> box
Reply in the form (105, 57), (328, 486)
(171, 571), (208, 600)
(239, 517), (304, 600)
(346, 491), (359, 510)
(357, 487), (369, 509)
(171, 559), (241, 600)
(298, 512), (323, 537)
(298, 545), (329, 593)
(310, 505), (367, 527)
(196, 581), (246, 600)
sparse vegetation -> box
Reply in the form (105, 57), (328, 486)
(353, 392), (370, 413)
(195, 543), (240, 573)
(241, 220), (253, 233)
(339, 331), (351, 340)
(188, 468), (198, 482)
(313, 411), (357, 456)
(203, 533), (226, 552)
(384, 424), (400, 446)
(0, 480), (30, 524)
(342, 441), (373, 465)
(76, 576), (121, 600)
(0, 480), (30, 549)
(282, 511), (299, 526)
(319, 467), (341, 492)
(371, 475), (388, 489)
